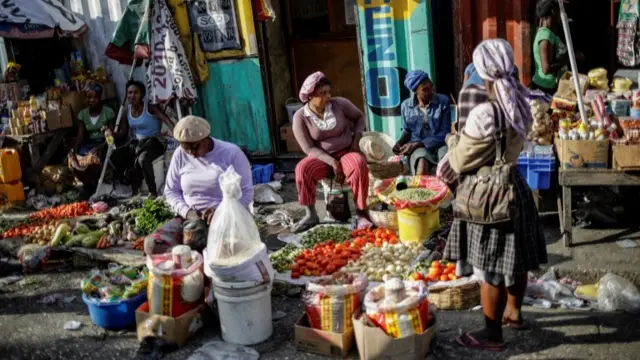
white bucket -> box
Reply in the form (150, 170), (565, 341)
(285, 99), (303, 123)
(212, 279), (273, 345)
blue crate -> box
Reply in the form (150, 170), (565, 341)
(517, 155), (555, 190)
(252, 164), (274, 185)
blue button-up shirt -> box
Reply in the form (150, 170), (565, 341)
(401, 93), (451, 150)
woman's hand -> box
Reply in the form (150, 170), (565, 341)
(186, 209), (200, 221)
(201, 208), (215, 225)
(332, 160), (345, 184)
(400, 142), (422, 155)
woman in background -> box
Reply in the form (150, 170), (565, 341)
(107, 80), (174, 197)
(292, 71), (371, 232)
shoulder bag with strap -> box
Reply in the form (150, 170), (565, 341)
(453, 102), (515, 224)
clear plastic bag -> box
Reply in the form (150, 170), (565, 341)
(597, 273), (640, 313)
(206, 166), (263, 267)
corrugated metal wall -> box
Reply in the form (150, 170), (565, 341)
(65, 0), (143, 102)
(452, 0), (534, 91)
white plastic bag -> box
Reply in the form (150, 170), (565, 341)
(207, 166), (264, 267)
(598, 273), (640, 313)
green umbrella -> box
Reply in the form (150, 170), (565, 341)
(105, 0), (151, 64)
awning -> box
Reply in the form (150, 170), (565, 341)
(0, 0), (87, 39)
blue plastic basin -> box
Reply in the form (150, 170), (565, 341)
(82, 292), (147, 330)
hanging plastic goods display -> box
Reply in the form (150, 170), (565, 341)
(364, 279), (429, 338)
(147, 251), (204, 317)
(303, 273), (368, 333)
(206, 167), (273, 283)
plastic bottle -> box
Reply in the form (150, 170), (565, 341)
(104, 128), (114, 145)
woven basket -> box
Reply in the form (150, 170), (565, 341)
(428, 281), (481, 310)
(367, 202), (398, 230)
(368, 161), (405, 180)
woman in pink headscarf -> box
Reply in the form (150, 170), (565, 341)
(291, 71), (371, 232)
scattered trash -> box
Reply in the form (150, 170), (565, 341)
(254, 183), (284, 204)
(524, 296), (552, 309)
(471, 305), (482, 311)
(273, 172), (286, 181)
(265, 210), (295, 229)
(598, 273), (640, 313)
(64, 320), (83, 331)
(187, 341), (260, 360)
(272, 310), (287, 320)
(40, 293), (64, 305)
(0, 275), (22, 287)
(64, 296), (77, 303)
(19, 277), (40, 286)
(616, 239), (639, 248)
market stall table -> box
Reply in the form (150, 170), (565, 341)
(6, 128), (72, 194)
(558, 168), (640, 247)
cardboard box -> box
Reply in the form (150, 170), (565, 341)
(353, 313), (436, 360)
(295, 315), (354, 357)
(6, 82), (21, 102)
(556, 71), (589, 101)
(612, 144), (640, 170)
(280, 123), (302, 152)
(101, 81), (117, 100)
(555, 136), (609, 169)
(135, 302), (205, 347)
(62, 91), (87, 116)
(46, 105), (73, 130)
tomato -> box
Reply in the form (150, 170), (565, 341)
(428, 268), (440, 277)
(374, 239), (383, 247)
(327, 264), (337, 273)
(449, 274), (458, 281)
(311, 270), (320, 277)
(432, 260), (442, 268)
(304, 270), (312, 276)
(291, 264), (300, 272)
(447, 262), (456, 270)
(291, 272), (301, 279)
(440, 275), (449, 281)
(443, 267), (453, 275)
(296, 259), (306, 266)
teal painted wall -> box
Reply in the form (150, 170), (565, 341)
(193, 58), (272, 155)
(357, 0), (436, 139)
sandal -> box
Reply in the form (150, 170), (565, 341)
(292, 220), (318, 234)
(455, 332), (504, 351)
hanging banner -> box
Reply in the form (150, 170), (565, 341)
(146, 0), (197, 105)
(0, 0), (87, 38)
(188, 0), (242, 53)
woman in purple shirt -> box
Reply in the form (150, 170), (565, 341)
(145, 116), (253, 254)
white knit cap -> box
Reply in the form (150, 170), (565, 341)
(173, 115), (211, 142)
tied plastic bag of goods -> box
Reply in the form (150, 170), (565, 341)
(364, 279), (430, 338)
(147, 251), (205, 317)
(206, 166), (273, 283)
(303, 273), (368, 333)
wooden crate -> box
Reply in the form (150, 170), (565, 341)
(612, 145), (640, 171)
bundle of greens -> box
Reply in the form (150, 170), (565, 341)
(135, 199), (174, 235)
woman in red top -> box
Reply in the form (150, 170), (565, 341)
(292, 71), (372, 232)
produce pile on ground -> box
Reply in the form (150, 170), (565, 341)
(29, 201), (94, 221)
(342, 242), (423, 282)
(300, 226), (351, 248)
(412, 259), (458, 282)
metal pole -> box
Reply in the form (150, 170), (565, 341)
(93, 63), (137, 198)
(558, 0), (588, 123)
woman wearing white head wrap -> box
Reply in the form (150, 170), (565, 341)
(442, 39), (547, 351)
(147, 116), (254, 255)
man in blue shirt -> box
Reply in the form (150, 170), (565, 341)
(393, 70), (451, 175)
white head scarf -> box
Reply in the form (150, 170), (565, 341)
(472, 39), (533, 138)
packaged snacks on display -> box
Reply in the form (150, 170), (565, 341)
(147, 251), (204, 317)
(364, 279), (430, 338)
(303, 272), (368, 333)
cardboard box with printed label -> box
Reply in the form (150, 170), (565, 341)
(295, 315), (354, 357)
(135, 302), (205, 347)
(353, 313), (436, 360)
(62, 91), (87, 117)
(555, 136), (610, 169)
(280, 123), (302, 152)
(612, 144), (640, 170)
(46, 105), (74, 130)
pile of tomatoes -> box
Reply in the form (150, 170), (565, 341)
(422, 260), (458, 282)
(29, 201), (94, 221)
(291, 240), (361, 279)
(351, 227), (399, 248)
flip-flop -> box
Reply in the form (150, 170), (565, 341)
(503, 317), (529, 330)
(455, 332), (504, 351)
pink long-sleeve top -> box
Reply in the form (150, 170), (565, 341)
(292, 97), (366, 165)
(164, 138), (254, 218)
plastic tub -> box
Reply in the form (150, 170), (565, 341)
(251, 164), (274, 185)
(82, 292), (147, 330)
(517, 155), (555, 190)
(212, 278), (273, 345)
(397, 206), (440, 244)
(285, 99), (303, 123)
